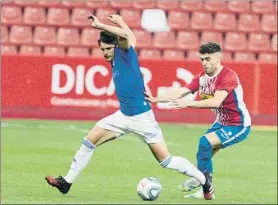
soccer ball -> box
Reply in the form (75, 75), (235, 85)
(136, 177), (162, 201)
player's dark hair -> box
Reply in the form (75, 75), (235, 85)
(98, 30), (118, 46)
(199, 42), (221, 54)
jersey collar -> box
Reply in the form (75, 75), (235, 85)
(206, 66), (224, 78)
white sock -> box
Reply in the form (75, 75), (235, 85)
(160, 156), (206, 185)
(64, 138), (96, 183)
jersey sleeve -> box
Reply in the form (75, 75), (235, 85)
(127, 46), (139, 61)
(216, 71), (238, 93)
(185, 74), (200, 93)
(115, 46), (136, 61)
(127, 46), (137, 55)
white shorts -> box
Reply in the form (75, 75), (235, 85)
(96, 110), (164, 144)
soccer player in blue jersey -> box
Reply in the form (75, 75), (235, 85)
(45, 14), (214, 200)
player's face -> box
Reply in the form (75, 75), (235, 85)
(99, 42), (115, 61)
(199, 52), (221, 76)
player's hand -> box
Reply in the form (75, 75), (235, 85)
(88, 14), (101, 29)
(144, 91), (157, 103)
(107, 14), (124, 25)
(168, 99), (189, 109)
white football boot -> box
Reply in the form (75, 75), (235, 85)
(184, 188), (215, 199)
(178, 177), (200, 192)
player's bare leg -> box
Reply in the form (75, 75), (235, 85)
(148, 142), (207, 188)
(45, 126), (117, 194)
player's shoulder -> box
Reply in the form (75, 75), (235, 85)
(116, 45), (135, 53)
(115, 46), (137, 58)
(195, 71), (206, 78)
(221, 66), (237, 75)
(220, 66), (238, 78)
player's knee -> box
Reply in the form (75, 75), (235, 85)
(86, 126), (108, 145)
(86, 133), (98, 145)
(86, 132), (105, 147)
(197, 136), (212, 160)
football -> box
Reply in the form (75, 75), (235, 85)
(136, 177), (162, 201)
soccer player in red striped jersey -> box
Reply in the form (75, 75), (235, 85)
(146, 42), (251, 199)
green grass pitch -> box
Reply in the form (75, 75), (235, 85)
(1, 119), (277, 204)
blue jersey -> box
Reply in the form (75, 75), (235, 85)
(112, 46), (151, 116)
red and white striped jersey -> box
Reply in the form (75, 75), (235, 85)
(186, 67), (251, 127)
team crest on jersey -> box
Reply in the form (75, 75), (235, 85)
(201, 93), (214, 100)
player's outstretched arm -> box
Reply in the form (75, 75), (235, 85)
(169, 90), (228, 109)
(145, 87), (191, 103)
(88, 14), (135, 49)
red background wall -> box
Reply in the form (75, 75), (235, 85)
(2, 55), (277, 125)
